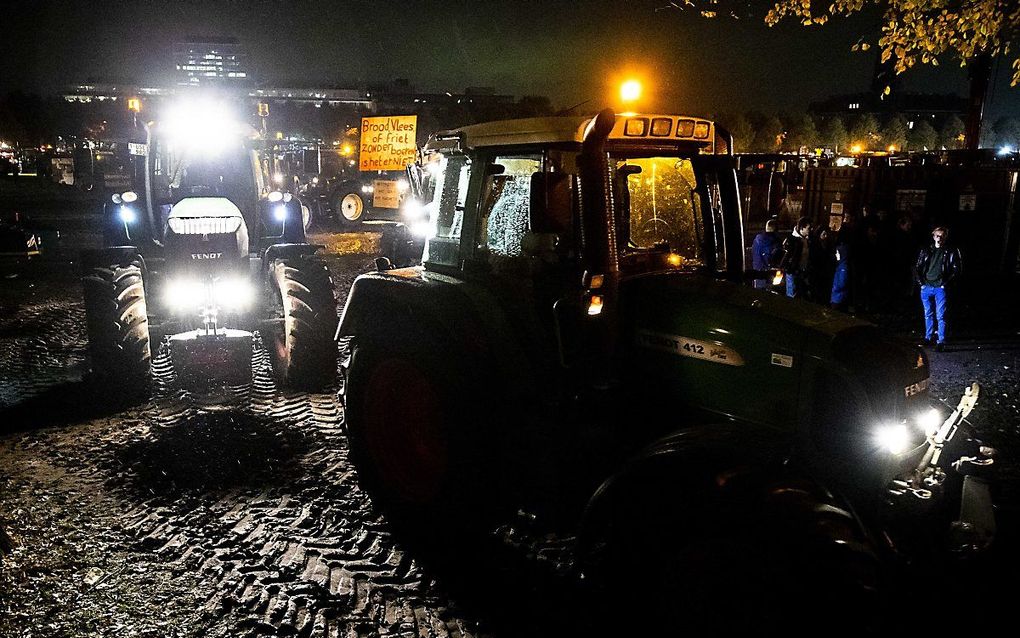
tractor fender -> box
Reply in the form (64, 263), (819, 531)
(80, 247), (146, 274)
(337, 269), (539, 402)
(577, 423), (795, 549)
(337, 269), (491, 361)
(261, 243), (321, 275)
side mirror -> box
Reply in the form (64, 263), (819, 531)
(521, 231), (560, 260)
(529, 172), (572, 234)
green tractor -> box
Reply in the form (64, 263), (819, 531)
(337, 109), (996, 628)
(81, 99), (338, 401)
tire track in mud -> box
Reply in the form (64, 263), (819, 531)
(93, 339), (484, 638)
(0, 287), (89, 409)
(1, 276), (486, 638)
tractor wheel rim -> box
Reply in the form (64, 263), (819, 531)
(362, 357), (447, 504)
(340, 194), (363, 221)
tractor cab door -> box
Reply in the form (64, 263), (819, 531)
(464, 150), (581, 391)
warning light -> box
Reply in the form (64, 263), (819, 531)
(127, 98), (141, 113)
(258, 102), (270, 117)
(620, 79), (642, 103)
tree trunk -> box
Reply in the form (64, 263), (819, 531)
(965, 52), (993, 151)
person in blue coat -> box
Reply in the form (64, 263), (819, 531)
(751, 217), (782, 290)
(830, 239), (852, 312)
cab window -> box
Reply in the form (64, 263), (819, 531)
(477, 154), (543, 259)
(617, 156), (704, 267)
(422, 154), (471, 266)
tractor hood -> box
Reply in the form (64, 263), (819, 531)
(619, 272), (930, 433)
(164, 197), (251, 273)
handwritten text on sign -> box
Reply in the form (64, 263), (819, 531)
(359, 116), (417, 171)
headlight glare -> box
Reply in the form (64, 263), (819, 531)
(874, 423), (911, 455)
(212, 278), (254, 309)
(119, 206), (136, 224)
(401, 198), (425, 220)
(164, 279), (205, 311)
(410, 220), (433, 238)
(274, 205), (288, 221)
(916, 408), (943, 437)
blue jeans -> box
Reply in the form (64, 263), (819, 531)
(785, 273), (805, 298)
(920, 285), (947, 343)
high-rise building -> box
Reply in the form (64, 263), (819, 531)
(173, 37), (249, 87)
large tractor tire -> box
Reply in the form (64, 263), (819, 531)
(333, 185), (366, 230)
(344, 336), (497, 532)
(579, 468), (881, 634)
(81, 258), (151, 387)
(267, 256), (338, 391)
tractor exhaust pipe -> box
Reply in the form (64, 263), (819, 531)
(578, 108), (619, 389)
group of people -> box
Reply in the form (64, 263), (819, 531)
(752, 212), (962, 350)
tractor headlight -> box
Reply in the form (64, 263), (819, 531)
(164, 279), (206, 311)
(121, 191), (138, 203)
(274, 205), (288, 221)
(361, 184), (373, 193)
(268, 191), (284, 202)
(212, 278), (254, 309)
(873, 423), (912, 455)
(916, 407), (943, 437)
(401, 198), (425, 220)
(410, 220), (433, 238)
(111, 193), (123, 204)
(397, 178), (409, 193)
(119, 206), (136, 224)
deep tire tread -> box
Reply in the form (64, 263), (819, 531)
(82, 258), (151, 386)
(268, 255), (338, 391)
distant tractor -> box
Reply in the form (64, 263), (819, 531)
(337, 109), (997, 627)
(81, 99), (338, 399)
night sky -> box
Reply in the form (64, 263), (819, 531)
(4, 0), (1020, 118)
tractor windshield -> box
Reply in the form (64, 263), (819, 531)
(614, 156), (705, 269)
(165, 143), (256, 203)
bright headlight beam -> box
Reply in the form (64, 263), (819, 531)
(274, 205), (288, 221)
(212, 278), (254, 309)
(119, 206), (136, 224)
(161, 100), (242, 155)
(401, 199), (425, 220)
(917, 408), (943, 437)
(164, 279), (206, 310)
(874, 423), (911, 455)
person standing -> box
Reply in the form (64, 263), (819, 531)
(751, 217), (782, 290)
(914, 226), (962, 351)
(781, 216), (813, 298)
(809, 227), (836, 305)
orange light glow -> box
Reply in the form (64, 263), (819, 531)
(620, 79), (642, 103)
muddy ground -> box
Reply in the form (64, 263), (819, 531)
(2, 182), (1020, 636)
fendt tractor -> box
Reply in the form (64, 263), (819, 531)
(81, 100), (338, 400)
(338, 109), (998, 628)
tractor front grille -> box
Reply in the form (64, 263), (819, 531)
(168, 216), (243, 236)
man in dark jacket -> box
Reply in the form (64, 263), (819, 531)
(751, 217), (782, 290)
(914, 226), (962, 351)
(780, 216), (813, 298)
